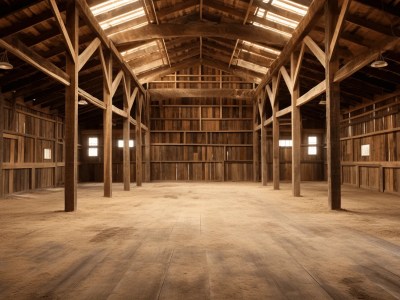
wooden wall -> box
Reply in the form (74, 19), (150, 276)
(1, 99), (64, 195)
(79, 129), (143, 182)
(340, 93), (400, 194)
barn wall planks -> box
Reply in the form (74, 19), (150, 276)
(79, 129), (143, 183)
(1, 99), (64, 195)
(340, 94), (400, 194)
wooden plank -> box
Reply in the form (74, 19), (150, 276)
(129, 87), (138, 112)
(292, 43), (305, 88)
(48, 0), (75, 61)
(149, 88), (255, 99)
(261, 115), (268, 186)
(255, 0), (325, 95)
(280, 66), (293, 94)
(78, 38), (101, 71)
(136, 95), (143, 187)
(326, 0), (341, 209)
(0, 37), (70, 86)
(64, 0), (79, 212)
(303, 35), (326, 68)
(103, 53), (113, 198)
(111, 22), (288, 46)
(253, 104), (260, 182)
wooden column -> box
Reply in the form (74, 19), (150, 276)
(145, 92), (151, 182)
(261, 101), (268, 186)
(123, 80), (131, 191)
(272, 99), (280, 190)
(326, 0), (341, 209)
(64, 0), (79, 211)
(291, 77), (301, 197)
(103, 53), (112, 197)
(252, 102), (260, 182)
(136, 95), (143, 186)
(0, 91), (4, 198)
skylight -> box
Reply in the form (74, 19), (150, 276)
(91, 0), (139, 16)
(99, 8), (146, 30)
(271, 0), (308, 16)
(266, 12), (299, 29)
(253, 22), (292, 37)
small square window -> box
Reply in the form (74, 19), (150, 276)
(361, 144), (370, 157)
(44, 148), (52, 160)
(118, 140), (134, 148)
(308, 136), (317, 145)
(88, 148), (98, 157)
(279, 139), (292, 147)
(88, 137), (98, 146)
(308, 146), (317, 155)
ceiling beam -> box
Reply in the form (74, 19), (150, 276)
(148, 88), (255, 99)
(110, 22), (289, 46)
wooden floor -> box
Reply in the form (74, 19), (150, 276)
(1, 182), (400, 299)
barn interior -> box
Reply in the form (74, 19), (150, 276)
(1, 0), (400, 298)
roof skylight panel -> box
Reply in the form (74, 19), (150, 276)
(271, 0), (308, 16)
(253, 22), (292, 38)
(99, 8), (146, 30)
(266, 12), (298, 29)
(91, 0), (139, 16)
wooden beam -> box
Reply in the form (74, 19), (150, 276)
(276, 106), (292, 118)
(111, 70), (124, 98)
(329, 0), (352, 59)
(0, 91), (4, 198)
(293, 43), (305, 88)
(129, 87), (138, 111)
(112, 105), (128, 118)
(303, 35), (326, 68)
(253, 103), (260, 182)
(64, 0), (79, 212)
(0, 38), (70, 86)
(103, 53), (113, 198)
(78, 38), (101, 71)
(296, 80), (326, 106)
(148, 88), (255, 99)
(144, 92), (151, 182)
(78, 88), (106, 109)
(261, 111), (268, 186)
(136, 95), (143, 187)
(123, 83), (131, 191)
(280, 66), (293, 94)
(48, 0), (75, 61)
(291, 83), (301, 197)
(111, 22), (288, 46)
(272, 98), (280, 190)
(98, 47), (111, 93)
(326, 0), (341, 209)
(255, 0), (326, 95)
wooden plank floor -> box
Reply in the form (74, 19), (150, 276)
(0, 182), (400, 299)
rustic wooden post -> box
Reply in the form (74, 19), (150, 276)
(145, 92), (151, 182)
(326, 0), (341, 209)
(136, 94), (143, 186)
(260, 97), (268, 186)
(291, 54), (301, 197)
(103, 53), (112, 197)
(0, 90), (4, 198)
(272, 97), (280, 190)
(64, 0), (79, 211)
(123, 77), (131, 191)
(253, 102), (260, 182)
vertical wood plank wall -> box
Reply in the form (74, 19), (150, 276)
(1, 99), (64, 195)
(340, 94), (400, 194)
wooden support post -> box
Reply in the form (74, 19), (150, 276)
(272, 99), (280, 190)
(103, 53), (112, 197)
(326, 0), (341, 209)
(64, 0), (78, 212)
(253, 102), (260, 182)
(291, 54), (301, 197)
(261, 103), (268, 186)
(53, 119), (58, 187)
(145, 92), (151, 182)
(379, 166), (384, 193)
(123, 80), (130, 191)
(136, 95), (143, 186)
(0, 91), (4, 198)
